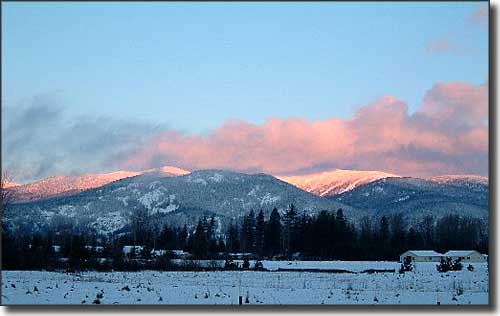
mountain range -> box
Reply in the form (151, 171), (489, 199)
(3, 167), (488, 235)
(7, 166), (189, 203)
(4, 170), (361, 235)
(278, 169), (400, 196)
(331, 176), (488, 225)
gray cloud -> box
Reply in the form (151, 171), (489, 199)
(2, 94), (163, 183)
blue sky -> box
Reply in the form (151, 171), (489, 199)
(2, 2), (488, 134)
(1, 2), (489, 182)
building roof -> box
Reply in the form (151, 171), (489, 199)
(122, 245), (144, 254)
(402, 250), (442, 257)
(444, 250), (479, 257)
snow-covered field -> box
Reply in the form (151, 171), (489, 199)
(1, 261), (488, 305)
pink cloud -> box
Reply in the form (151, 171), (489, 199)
(469, 7), (488, 26)
(426, 38), (455, 54)
(121, 81), (488, 177)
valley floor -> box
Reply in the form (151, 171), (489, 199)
(1, 261), (488, 305)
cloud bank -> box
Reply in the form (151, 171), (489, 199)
(3, 81), (488, 183)
(2, 94), (162, 183)
(122, 81), (488, 178)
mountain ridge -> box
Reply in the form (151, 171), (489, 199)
(330, 176), (488, 224)
(278, 169), (400, 196)
(5, 169), (362, 235)
(7, 166), (189, 203)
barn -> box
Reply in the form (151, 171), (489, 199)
(399, 250), (442, 263)
(443, 250), (488, 263)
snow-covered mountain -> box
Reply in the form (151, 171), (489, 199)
(3, 181), (19, 188)
(331, 177), (488, 224)
(5, 170), (363, 235)
(430, 175), (488, 191)
(278, 169), (400, 196)
(8, 166), (189, 203)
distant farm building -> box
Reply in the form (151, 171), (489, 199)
(400, 250), (442, 262)
(151, 249), (167, 257)
(400, 250), (488, 263)
(122, 245), (144, 258)
(122, 247), (192, 259)
(171, 250), (192, 259)
(443, 250), (488, 262)
(84, 245), (105, 253)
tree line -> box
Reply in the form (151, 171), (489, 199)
(222, 205), (488, 261)
(1, 203), (488, 270)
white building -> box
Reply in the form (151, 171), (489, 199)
(399, 250), (442, 262)
(443, 250), (488, 263)
(122, 245), (144, 258)
(150, 249), (167, 257)
(84, 245), (105, 253)
(171, 250), (192, 259)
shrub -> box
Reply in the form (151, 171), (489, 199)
(224, 259), (238, 270)
(399, 256), (413, 273)
(452, 258), (463, 271)
(467, 264), (474, 272)
(437, 257), (463, 272)
(242, 259), (250, 270)
(253, 260), (265, 271)
(437, 257), (453, 272)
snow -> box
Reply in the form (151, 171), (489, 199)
(91, 211), (126, 235)
(192, 178), (208, 185)
(148, 181), (162, 190)
(403, 250), (442, 257)
(444, 251), (479, 257)
(117, 196), (130, 206)
(1, 261), (488, 305)
(208, 173), (225, 183)
(159, 166), (190, 176)
(260, 193), (281, 205)
(374, 186), (384, 193)
(431, 175), (488, 186)
(8, 165), (189, 203)
(138, 190), (164, 209)
(58, 205), (77, 217)
(157, 203), (179, 214)
(3, 181), (19, 188)
(395, 195), (410, 202)
(40, 209), (55, 220)
(247, 185), (260, 197)
(278, 169), (400, 197)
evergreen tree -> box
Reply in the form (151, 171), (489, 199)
(378, 216), (390, 258)
(264, 208), (282, 257)
(240, 210), (256, 253)
(192, 219), (209, 258)
(389, 214), (406, 260)
(358, 216), (373, 260)
(227, 222), (240, 253)
(255, 210), (266, 257)
(178, 225), (188, 250)
(283, 204), (298, 257)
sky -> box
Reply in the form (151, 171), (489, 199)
(2, 2), (489, 183)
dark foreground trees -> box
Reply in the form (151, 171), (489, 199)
(1, 204), (488, 270)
